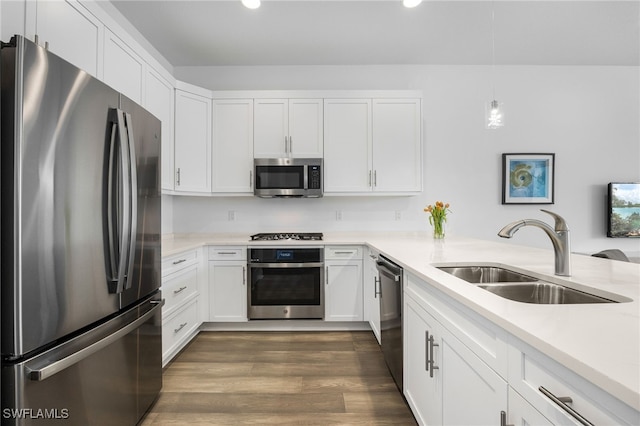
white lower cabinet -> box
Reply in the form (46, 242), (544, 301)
(363, 247), (381, 343)
(208, 246), (247, 322)
(508, 387), (554, 425)
(161, 247), (204, 366)
(508, 339), (640, 426)
(404, 292), (508, 426)
(162, 298), (199, 366)
(324, 246), (363, 322)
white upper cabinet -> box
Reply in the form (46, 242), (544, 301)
(324, 97), (422, 194)
(29, 0), (103, 78)
(103, 28), (144, 104)
(212, 99), (254, 194)
(254, 99), (323, 158)
(174, 87), (212, 193)
(324, 99), (372, 193)
(372, 99), (422, 193)
(144, 68), (175, 192)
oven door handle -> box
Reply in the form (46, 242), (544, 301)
(249, 262), (325, 268)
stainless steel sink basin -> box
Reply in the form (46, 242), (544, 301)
(476, 282), (616, 304)
(436, 266), (536, 283)
(436, 265), (620, 304)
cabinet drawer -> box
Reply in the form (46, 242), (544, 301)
(325, 245), (363, 260)
(162, 298), (199, 361)
(208, 246), (246, 261)
(162, 249), (199, 277)
(162, 265), (198, 315)
(508, 341), (639, 425)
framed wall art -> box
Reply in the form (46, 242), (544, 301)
(502, 153), (555, 204)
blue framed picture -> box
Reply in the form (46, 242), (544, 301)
(502, 153), (555, 204)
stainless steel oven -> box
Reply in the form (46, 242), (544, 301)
(248, 247), (324, 319)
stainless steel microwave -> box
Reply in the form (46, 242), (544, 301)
(254, 158), (323, 198)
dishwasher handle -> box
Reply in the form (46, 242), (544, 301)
(376, 255), (403, 282)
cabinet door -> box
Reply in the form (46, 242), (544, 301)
(289, 99), (323, 158)
(508, 388), (553, 426)
(212, 99), (254, 193)
(33, 0), (103, 77)
(103, 28), (144, 104)
(372, 99), (422, 192)
(209, 261), (247, 322)
(324, 99), (372, 193)
(440, 328), (508, 425)
(254, 99), (288, 158)
(363, 249), (381, 343)
(145, 68), (175, 192)
(325, 261), (363, 322)
(174, 90), (212, 193)
(404, 296), (442, 426)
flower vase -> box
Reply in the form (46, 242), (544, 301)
(432, 220), (445, 239)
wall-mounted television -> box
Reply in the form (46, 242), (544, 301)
(608, 182), (640, 238)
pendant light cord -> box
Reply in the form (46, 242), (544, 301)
(491, 0), (496, 100)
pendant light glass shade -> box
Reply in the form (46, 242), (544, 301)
(242, 0), (260, 9)
(485, 100), (505, 129)
(403, 0), (423, 8)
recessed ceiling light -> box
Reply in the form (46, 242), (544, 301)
(403, 0), (423, 8)
(242, 0), (261, 9)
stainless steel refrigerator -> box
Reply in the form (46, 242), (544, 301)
(1, 35), (163, 425)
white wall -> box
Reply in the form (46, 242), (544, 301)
(172, 64), (640, 256)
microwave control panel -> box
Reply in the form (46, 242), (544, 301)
(308, 166), (321, 189)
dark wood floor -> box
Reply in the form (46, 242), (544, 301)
(142, 330), (417, 425)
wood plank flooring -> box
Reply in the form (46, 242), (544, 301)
(141, 331), (417, 425)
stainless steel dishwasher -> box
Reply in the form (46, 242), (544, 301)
(376, 255), (403, 391)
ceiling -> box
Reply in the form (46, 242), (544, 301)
(110, 0), (640, 67)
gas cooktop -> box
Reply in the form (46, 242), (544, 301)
(250, 233), (323, 241)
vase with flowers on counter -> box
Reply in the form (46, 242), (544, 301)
(424, 201), (451, 239)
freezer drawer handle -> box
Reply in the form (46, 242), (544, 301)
(25, 300), (164, 382)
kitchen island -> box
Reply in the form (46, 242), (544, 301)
(162, 232), (640, 422)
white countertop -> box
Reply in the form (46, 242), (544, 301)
(162, 232), (640, 411)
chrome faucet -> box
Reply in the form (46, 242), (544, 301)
(498, 209), (571, 277)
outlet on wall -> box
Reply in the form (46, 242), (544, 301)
(336, 211), (342, 221)
(395, 211), (402, 221)
(228, 210), (236, 221)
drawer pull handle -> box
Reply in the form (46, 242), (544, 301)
(216, 251), (238, 255)
(500, 411), (514, 426)
(539, 386), (594, 426)
(174, 322), (188, 334)
(173, 286), (187, 295)
(428, 332), (439, 378)
(334, 251), (356, 255)
(172, 259), (187, 265)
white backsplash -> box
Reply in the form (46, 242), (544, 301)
(167, 194), (431, 235)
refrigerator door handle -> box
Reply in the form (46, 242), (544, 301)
(105, 108), (136, 294)
(122, 112), (138, 290)
(25, 299), (164, 382)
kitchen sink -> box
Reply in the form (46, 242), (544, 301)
(476, 282), (616, 304)
(436, 266), (536, 283)
(435, 265), (620, 304)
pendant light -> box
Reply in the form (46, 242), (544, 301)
(486, 1), (504, 129)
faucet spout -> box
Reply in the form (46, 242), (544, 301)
(497, 210), (571, 277)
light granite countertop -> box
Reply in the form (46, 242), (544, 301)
(161, 232), (640, 411)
